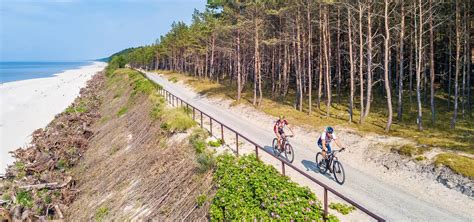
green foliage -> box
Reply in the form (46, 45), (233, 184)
(189, 128), (209, 153)
(415, 156), (426, 161)
(208, 139), (224, 147)
(95, 206), (109, 222)
(396, 145), (425, 157)
(435, 153), (474, 179)
(65, 100), (88, 114)
(2, 193), (11, 202)
(117, 106), (128, 117)
(15, 161), (25, 171)
(16, 190), (33, 208)
(56, 159), (69, 170)
(169, 77), (178, 83)
(329, 202), (356, 215)
(196, 152), (215, 173)
(150, 102), (165, 119)
(196, 194), (207, 207)
(210, 154), (337, 221)
(162, 108), (196, 132)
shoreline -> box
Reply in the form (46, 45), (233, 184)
(0, 61), (107, 173)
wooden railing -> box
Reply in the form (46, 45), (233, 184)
(150, 72), (385, 221)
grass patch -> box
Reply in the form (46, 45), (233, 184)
(117, 106), (128, 117)
(211, 154), (336, 221)
(16, 190), (33, 208)
(65, 99), (88, 114)
(95, 206), (109, 222)
(434, 153), (474, 179)
(169, 76), (178, 83)
(415, 156), (426, 161)
(208, 139), (224, 147)
(396, 145), (425, 157)
(162, 108), (196, 132)
(329, 202), (356, 215)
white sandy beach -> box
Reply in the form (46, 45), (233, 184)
(0, 62), (106, 173)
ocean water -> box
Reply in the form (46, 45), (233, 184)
(0, 61), (92, 83)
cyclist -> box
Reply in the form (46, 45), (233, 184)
(273, 115), (294, 151)
(317, 126), (345, 160)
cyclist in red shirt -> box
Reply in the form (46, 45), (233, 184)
(273, 115), (294, 151)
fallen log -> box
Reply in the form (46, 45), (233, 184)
(19, 182), (59, 191)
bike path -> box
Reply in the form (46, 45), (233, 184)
(143, 70), (469, 221)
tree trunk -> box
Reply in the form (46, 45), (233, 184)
(429, 0), (436, 124)
(307, 0), (312, 115)
(364, 1), (373, 119)
(397, 2), (405, 121)
(236, 28), (242, 102)
(324, 6), (331, 117)
(318, 4), (323, 109)
(416, 0), (424, 130)
(358, 3), (365, 124)
(384, 0), (393, 132)
(452, 0), (461, 128)
(348, 7), (355, 123)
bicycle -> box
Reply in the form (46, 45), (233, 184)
(272, 135), (295, 163)
(315, 148), (346, 185)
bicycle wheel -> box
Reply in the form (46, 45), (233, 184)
(272, 138), (280, 156)
(315, 152), (328, 174)
(333, 160), (345, 185)
(284, 143), (294, 163)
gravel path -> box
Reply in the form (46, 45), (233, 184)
(143, 70), (472, 222)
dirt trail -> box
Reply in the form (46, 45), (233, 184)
(143, 70), (473, 222)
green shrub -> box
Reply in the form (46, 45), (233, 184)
(169, 77), (178, 83)
(162, 108), (196, 132)
(210, 154), (337, 221)
(117, 106), (128, 117)
(329, 202), (356, 215)
(197, 153), (215, 173)
(189, 128), (209, 153)
(196, 194), (207, 207)
(208, 139), (224, 147)
(16, 190), (33, 208)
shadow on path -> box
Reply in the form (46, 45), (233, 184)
(301, 159), (335, 182)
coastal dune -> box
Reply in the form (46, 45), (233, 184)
(0, 62), (106, 173)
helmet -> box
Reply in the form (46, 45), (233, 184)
(326, 126), (334, 134)
(279, 115), (285, 119)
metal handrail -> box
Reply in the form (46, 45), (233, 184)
(144, 71), (385, 221)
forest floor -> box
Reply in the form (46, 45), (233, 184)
(144, 69), (474, 221)
(159, 70), (474, 179)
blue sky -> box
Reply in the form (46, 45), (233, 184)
(1, 0), (206, 61)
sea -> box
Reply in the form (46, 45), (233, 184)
(0, 61), (92, 83)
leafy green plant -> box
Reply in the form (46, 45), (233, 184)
(117, 106), (128, 117)
(208, 139), (224, 147)
(329, 202), (356, 215)
(95, 206), (109, 222)
(189, 128), (209, 153)
(210, 154), (337, 221)
(196, 194), (207, 207)
(16, 190), (33, 208)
